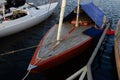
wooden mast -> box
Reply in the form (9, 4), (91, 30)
(52, 0), (80, 50)
(56, 0), (66, 43)
(56, 0), (80, 42)
(75, 0), (80, 27)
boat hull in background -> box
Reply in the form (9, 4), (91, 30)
(0, 2), (58, 37)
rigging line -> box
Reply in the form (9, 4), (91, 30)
(45, 0), (53, 14)
(48, 0), (52, 10)
(0, 40), (59, 56)
(0, 45), (37, 56)
(46, 0), (52, 17)
(22, 70), (31, 80)
(22, 56), (42, 80)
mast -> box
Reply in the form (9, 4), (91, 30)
(2, 0), (5, 20)
(75, 0), (80, 27)
(56, 0), (66, 42)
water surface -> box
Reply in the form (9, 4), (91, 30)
(0, 0), (120, 80)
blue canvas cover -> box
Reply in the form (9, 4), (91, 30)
(83, 27), (102, 37)
(81, 2), (104, 28)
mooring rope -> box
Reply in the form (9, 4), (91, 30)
(22, 70), (31, 80)
(0, 38), (59, 56)
(0, 45), (37, 56)
(22, 57), (42, 80)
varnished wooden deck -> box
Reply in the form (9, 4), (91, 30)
(36, 22), (92, 60)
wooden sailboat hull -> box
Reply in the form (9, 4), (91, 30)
(0, 2), (58, 37)
(114, 19), (120, 80)
(28, 2), (105, 73)
(31, 34), (92, 73)
(28, 22), (101, 73)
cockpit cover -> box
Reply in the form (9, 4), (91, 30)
(81, 2), (104, 28)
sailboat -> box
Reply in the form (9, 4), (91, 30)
(27, 0), (106, 73)
(114, 19), (120, 80)
(0, 0), (58, 37)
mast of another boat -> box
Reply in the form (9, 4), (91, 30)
(56, 0), (66, 43)
(1, 0), (5, 20)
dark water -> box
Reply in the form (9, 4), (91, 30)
(0, 0), (120, 80)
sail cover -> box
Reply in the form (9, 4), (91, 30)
(81, 2), (104, 28)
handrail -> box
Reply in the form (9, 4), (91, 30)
(66, 20), (112, 80)
(87, 20), (112, 80)
(66, 66), (87, 80)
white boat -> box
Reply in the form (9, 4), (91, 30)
(0, 1), (58, 37)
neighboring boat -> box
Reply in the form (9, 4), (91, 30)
(0, 1), (58, 37)
(27, 1), (106, 73)
(114, 19), (120, 80)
